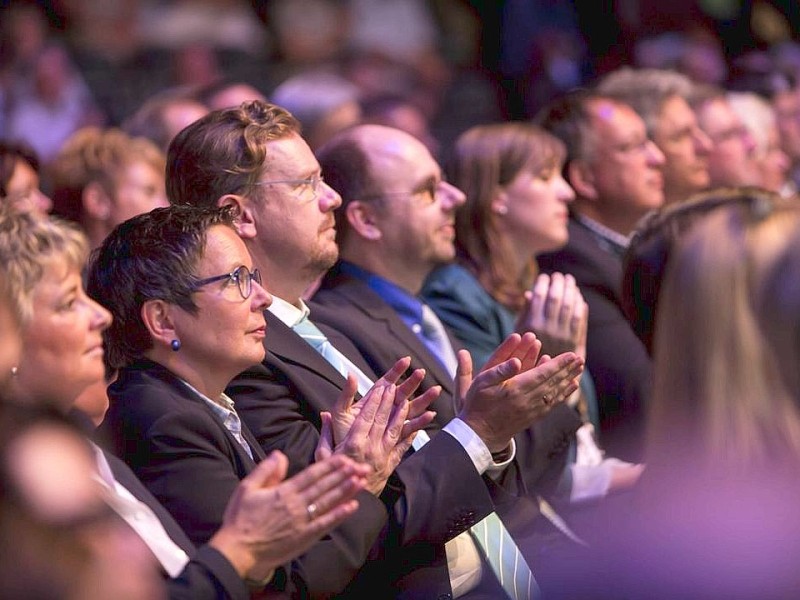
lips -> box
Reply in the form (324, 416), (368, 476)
(248, 325), (267, 338)
(85, 339), (104, 356)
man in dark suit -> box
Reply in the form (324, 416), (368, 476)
(537, 90), (666, 460)
(311, 124), (593, 502)
(166, 100), (585, 598)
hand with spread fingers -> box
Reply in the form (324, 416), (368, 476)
(321, 357), (440, 450)
(455, 332), (584, 453)
(316, 366), (438, 495)
(517, 272), (589, 360)
(209, 450), (370, 584)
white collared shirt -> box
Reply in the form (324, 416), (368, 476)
(92, 444), (190, 577)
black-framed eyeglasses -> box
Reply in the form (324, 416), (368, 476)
(359, 178), (447, 206)
(193, 265), (262, 299)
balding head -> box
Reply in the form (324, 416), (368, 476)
(318, 124), (465, 291)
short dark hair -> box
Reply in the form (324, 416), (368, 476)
(86, 204), (235, 369)
(535, 89), (611, 165)
(166, 100), (300, 209)
(316, 133), (379, 247)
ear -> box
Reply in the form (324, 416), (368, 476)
(218, 194), (257, 240)
(490, 187), (509, 216)
(82, 181), (112, 222)
(345, 201), (382, 241)
(566, 159), (598, 200)
(141, 299), (178, 351)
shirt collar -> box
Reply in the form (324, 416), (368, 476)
(574, 213), (631, 254)
(268, 294), (311, 328)
(339, 261), (424, 324)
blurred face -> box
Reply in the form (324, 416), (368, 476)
(584, 99), (665, 227)
(652, 96), (712, 204)
(207, 84), (266, 111)
(365, 128), (465, 278)
(501, 162), (575, 255)
(13, 260), (111, 409)
(8, 423), (164, 600)
(773, 89), (800, 163)
(248, 134), (342, 291)
(757, 125), (790, 193)
(161, 102), (209, 148)
(110, 161), (168, 228)
(309, 101), (362, 150)
(4, 158), (52, 215)
(697, 98), (760, 187)
(172, 226), (271, 378)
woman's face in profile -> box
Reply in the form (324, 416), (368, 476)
(169, 225), (271, 378)
(13, 259), (111, 409)
(500, 163), (575, 255)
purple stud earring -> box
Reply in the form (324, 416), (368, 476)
(171, 339), (181, 352)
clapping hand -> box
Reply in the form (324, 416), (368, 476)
(516, 273), (588, 360)
(210, 450), (369, 583)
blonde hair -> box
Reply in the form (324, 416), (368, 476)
(49, 127), (165, 225)
(449, 122), (566, 311)
(0, 204), (88, 324)
(649, 195), (800, 471)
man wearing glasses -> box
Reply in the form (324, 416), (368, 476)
(166, 100), (584, 599)
(689, 84), (761, 188)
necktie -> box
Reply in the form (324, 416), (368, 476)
(412, 431), (539, 599)
(420, 303), (460, 378)
(293, 315), (374, 397)
(295, 314), (539, 599)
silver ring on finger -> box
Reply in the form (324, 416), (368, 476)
(306, 502), (319, 521)
(542, 394), (551, 405)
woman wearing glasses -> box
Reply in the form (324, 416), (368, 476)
(0, 204), (372, 597)
(86, 204), (410, 596)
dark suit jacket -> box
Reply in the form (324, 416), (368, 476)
(103, 450), (251, 600)
(312, 265), (582, 502)
(101, 359), (388, 599)
(228, 312), (544, 598)
(537, 217), (652, 460)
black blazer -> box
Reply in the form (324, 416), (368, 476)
(100, 359), (387, 599)
(102, 450), (251, 600)
(227, 312), (550, 598)
(538, 217), (652, 460)
(311, 264), (582, 501)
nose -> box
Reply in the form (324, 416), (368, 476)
(34, 189), (52, 214)
(742, 130), (757, 155)
(439, 181), (466, 210)
(776, 148), (791, 172)
(557, 175), (575, 202)
(645, 140), (666, 167)
(88, 297), (113, 331)
(693, 126), (713, 155)
(319, 180), (342, 212)
(251, 280), (272, 311)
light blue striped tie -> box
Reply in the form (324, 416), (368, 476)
(293, 316), (374, 395)
(412, 430), (539, 600)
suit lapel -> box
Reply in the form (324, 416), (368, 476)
(320, 275), (456, 397)
(138, 361), (260, 471)
(263, 310), (353, 392)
